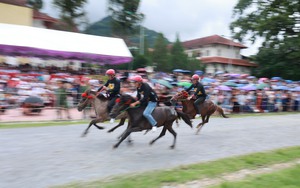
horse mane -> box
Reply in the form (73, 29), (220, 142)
(120, 94), (136, 103)
(84, 88), (107, 101)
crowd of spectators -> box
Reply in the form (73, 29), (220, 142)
(0, 66), (300, 120)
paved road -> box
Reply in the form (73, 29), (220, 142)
(1, 114), (300, 188)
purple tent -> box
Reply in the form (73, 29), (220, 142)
(0, 23), (132, 65)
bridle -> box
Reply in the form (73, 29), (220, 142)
(172, 90), (189, 101)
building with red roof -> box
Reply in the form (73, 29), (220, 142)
(0, 0), (57, 29)
(182, 35), (257, 74)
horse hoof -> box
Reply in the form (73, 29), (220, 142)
(113, 145), (118, 149)
(170, 145), (175, 149)
(149, 141), (154, 145)
(107, 129), (113, 133)
(81, 132), (87, 137)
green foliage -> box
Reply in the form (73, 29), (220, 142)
(52, 0), (87, 31)
(170, 34), (188, 70)
(152, 33), (171, 72)
(107, 0), (144, 37)
(27, 0), (43, 10)
(84, 17), (170, 48)
(231, 0), (300, 80)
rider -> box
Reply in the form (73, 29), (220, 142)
(97, 69), (120, 123)
(185, 74), (207, 118)
(130, 75), (159, 132)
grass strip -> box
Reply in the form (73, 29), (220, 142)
(211, 165), (300, 188)
(54, 146), (300, 188)
(1, 112), (299, 129)
(0, 120), (89, 129)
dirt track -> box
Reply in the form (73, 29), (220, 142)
(0, 114), (300, 188)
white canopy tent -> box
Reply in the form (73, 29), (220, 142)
(0, 23), (132, 64)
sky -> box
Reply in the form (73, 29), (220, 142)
(41, 0), (261, 56)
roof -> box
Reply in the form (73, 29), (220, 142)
(182, 35), (247, 49)
(0, 23), (132, 64)
(0, 0), (27, 7)
(200, 56), (258, 67)
(33, 10), (57, 23)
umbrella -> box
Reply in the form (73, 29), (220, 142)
(216, 85), (232, 91)
(271, 77), (282, 81)
(258, 77), (269, 83)
(23, 96), (44, 105)
(156, 79), (173, 88)
(292, 86), (300, 92)
(136, 68), (147, 73)
(172, 69), (191, 74)
(201, 77), (216, 83)
(276, 85), (290, 90)
(247, 76), (256, 79)
(215, 71), (225, 75)
(223, 81), (238, 87)
(239, 84), (256, 91)
(256, 83), (269, 90)
(194, 70), (204, 76)
(177, 81), (192, 87)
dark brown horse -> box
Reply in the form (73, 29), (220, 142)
(77, 89), (128, 137)
(109, 94), (193, 149)
(171, 90), (229, 134)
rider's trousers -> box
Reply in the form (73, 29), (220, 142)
(143, 101), (157, 127)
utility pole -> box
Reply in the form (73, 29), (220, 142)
(139, 25), (144, 55)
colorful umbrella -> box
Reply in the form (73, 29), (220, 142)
(156, 79), (173, 88)
(256, 83), (269, 89)
(216, 85), (232, 91)
(177, 81), (192, 87)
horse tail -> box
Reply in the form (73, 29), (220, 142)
(175, 109), (193, 128)
(216, 105), (229, 118)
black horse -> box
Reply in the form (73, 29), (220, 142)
(110, 94), (193, 149)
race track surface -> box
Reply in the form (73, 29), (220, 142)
(0, 114), (300, 188)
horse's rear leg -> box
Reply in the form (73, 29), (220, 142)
(196, 115), (206, 135)
(196, 115), (210, 135)
(166, 125), (177, 149)
(149, 126), (167, 145)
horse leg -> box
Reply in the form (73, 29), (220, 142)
(81, 120), (93, 137)
(149, 126), (167, 145)
(113, 127), (142, 149)
(107, 117), (126, 133)
(166, 124), (177, 149)
(196, 115), (206, 135)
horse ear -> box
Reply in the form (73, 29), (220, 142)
(115, 98), (121, 103)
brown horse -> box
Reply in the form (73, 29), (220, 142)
(109, 94), (193, 149)
(171, 90), (229, 134)
(77, 89), (128, 137)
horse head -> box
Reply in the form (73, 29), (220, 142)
(110, 94), (135, 118)
(77, 89), (96, 111)
(171, 90), (189, 102)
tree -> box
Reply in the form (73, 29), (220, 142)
(107, 0), (144, 38)
(170, 34), (188, 70)
(152, 33), (171, 72)
(27, 0), (43, 10)
(230, 0), (300, 79)
(53, 0), (88, 32)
